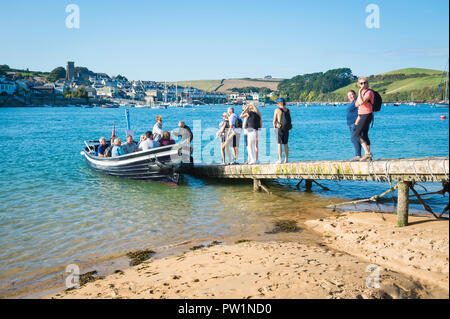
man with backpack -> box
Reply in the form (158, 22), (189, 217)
(226, 107), (242, 164)
(354, 77), (381, 161)
(273, 97), (292, 164)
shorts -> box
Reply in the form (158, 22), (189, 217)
(277, 129), (289, 145)
(225, 131), (240, 148)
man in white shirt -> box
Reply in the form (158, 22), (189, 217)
(139, 131), (159, 151)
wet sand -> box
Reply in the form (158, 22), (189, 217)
(47, 212), (449, 299)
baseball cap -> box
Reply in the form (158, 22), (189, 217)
(276, 97), (286, 103)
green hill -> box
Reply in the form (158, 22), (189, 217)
(169, 78), (282, 93)
(328, 68), (445, 102)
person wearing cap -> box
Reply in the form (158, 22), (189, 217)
(273, 97), (292, 163)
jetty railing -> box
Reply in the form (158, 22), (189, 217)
(186, 157), (449, 227)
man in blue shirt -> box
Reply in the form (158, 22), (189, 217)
(97, 137), (108, 157)
(346, 90), (361, 160)
(122, 135), (139, 154)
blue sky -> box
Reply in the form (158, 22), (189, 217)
(1, 0), (448, 81)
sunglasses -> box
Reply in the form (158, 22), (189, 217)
(359, 81), (367, 85)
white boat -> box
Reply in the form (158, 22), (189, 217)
(152, 104), (168, 109)
(135, 104), (147, 108)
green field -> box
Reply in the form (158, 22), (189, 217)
(330, 68), (445, 102)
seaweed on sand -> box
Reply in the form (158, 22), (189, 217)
(190, 245), (205, 251)
(126, 249), (155, 266)
(79, 271), (99, 286)
(266, 220), (300, 234)
(206, 240), (222, 248)
(235, 239), (252, 244)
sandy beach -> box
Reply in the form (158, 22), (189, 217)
(47, 212), (449, 299)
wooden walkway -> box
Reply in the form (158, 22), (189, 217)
(186, 157), (449, 227)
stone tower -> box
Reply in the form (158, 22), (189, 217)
(66, 61), (75, 81)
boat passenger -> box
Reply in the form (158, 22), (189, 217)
(122, 135), (139, 154)
(346, 90), (362, 161)
(159, 131), (175, 147)
(111, 138), (125, 157)
(152, 116), (164, 142)
(97, 137), (108, 157)
(354, 77), (374, 161)
(139, 131), (159, 151)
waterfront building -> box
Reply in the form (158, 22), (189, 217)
(0, 80), (17, 95)
(96, 86), (117, 98)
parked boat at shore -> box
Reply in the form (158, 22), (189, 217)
(102, 103), (119, 109)
(81, 142), (185, 184)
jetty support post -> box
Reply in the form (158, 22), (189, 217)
(253, 179), (261, 192)
(397, 181), (412, 227)
(305, 180), (313, 192)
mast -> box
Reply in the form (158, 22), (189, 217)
(445, 61), (449, 102)
(436, 60), (449, 102)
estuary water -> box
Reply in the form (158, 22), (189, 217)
(0, 104), (448, 297)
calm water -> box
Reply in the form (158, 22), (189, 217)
(0, 104), (448, 297)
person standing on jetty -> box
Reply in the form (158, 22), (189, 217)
(171, 121), (194, 163)
(354, 77), (374, 161)
(346, 90), (362, 160)
(171, 121), (193, 148)
(240, 105), (249, 164)
(225, 107), (242, 164)
(152, 116), (163, 142)
(241, 103), (262, 164)
(217, 112), (232, 165)
(273, 97), (292, 163)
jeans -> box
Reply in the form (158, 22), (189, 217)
(349, 124), (362, 157)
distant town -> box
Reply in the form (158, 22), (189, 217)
(0, 62), (274, 107)
(1, 62), (448, 107)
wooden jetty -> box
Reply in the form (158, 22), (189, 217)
(187, 157), (449, 227)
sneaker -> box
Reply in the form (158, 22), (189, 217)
(359, 153), (373, 161)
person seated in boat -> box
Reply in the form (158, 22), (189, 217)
(159, 131), (175, 147)
(152, 116), (163, 142)
(139, 131), (159, 151)
(122, 135), (139, 154)
(97, 137), (108, 157)
(139, 134), (146, 145)
(111, 138), (125, 157)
